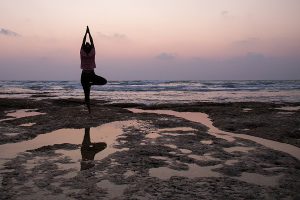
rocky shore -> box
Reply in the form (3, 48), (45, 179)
(0, 98), (299, 199)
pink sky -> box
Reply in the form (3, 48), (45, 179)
(0, 0), (300, 80)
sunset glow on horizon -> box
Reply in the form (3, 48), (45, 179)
(1, 0), (300, 80)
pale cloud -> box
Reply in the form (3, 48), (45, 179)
(97, 32), (128, 40)
(221, 10), (229, 17)
(232, 37), (260, 47)
(244, 52), (265, 60)
(220, 10), (235, 20)
(0, 28), (20, 37)
(155, 52), (177, 60)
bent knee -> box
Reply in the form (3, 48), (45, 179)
(102, 78), (107, 85)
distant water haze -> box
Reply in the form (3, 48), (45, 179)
(0, 0), (300, 80)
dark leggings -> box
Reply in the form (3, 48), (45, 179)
(81, 70), (107, 109)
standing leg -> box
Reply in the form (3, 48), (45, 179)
(81, 72), (91, 113)
(83, 84), (91, 113)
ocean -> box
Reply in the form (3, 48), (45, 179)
(0, 80), (299, 104)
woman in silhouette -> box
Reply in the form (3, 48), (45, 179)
(80, 127), (107, 170)
(80, 26), (107, 113)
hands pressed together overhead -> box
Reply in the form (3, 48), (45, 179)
(82, 25), (94, 49)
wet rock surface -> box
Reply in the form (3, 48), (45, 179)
(0, 98), (131, 145)
(0, 98), (300, 199)
(139, 102), (300, 147)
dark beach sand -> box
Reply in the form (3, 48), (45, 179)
(0, 98), (299, 199)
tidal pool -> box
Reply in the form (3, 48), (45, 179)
(0, 120), (138, 169)
(128, 108), (300, 160)
(128, 108), (299, 188)
(0, 109), (45, 122)
(149, 164), (223, 179)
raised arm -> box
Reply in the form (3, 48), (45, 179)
(87, 26), (94, 48)
(81, 28), (88, 49)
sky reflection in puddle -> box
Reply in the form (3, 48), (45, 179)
(158, 127), (196, 132)
(224, 146), (255, 153)
(145, 132), (161, 139)
(275, 106), (300, 111)
(0, 120), (138, 171)
(128, 108), (300, 160)
(0, 109), (45, 122)
(150, 164), (222, 180)
(225, 160), (239, 165)
(19, 123), (36, 127)
(188, 153), (220, 161)
(0, 108), (293, 191)
(149, 155), (281, 187)
(235, 172), (282, 187)
(129, 108), (291, 186)
(200, 140), (213, 145)
(145, 126), (196, 139)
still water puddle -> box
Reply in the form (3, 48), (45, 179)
(162, 132), (195, 137)
(200, 140), (213, 145)
(179, 149), (192, 154)
(225, 159), (239, 165)
(277, 112), (294, 115)
(0, 109), (45, 122)
(235, 172), (282, 187)
(150, 164), (222, 180)
(19, 123), (36, 127)
(0, 120), (138, 170)
(145, 132), (161, 139)
(150, 156), (170, 162)
(3, 132), (21, 137)
(128, 108), (291, 187)
(165, 144), (177, 149)
(128, 108), (300, 160)
(150, 163), (280, 187)
(0, 108), (295, 192)
(275, 106), (300, 111)
(158, 127), (196, 132)
(188, 153), (220, 161)
(224, 146), (255, 153)
(145, 127), (196, 139)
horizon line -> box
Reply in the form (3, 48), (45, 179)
(0, 79), (299, 82)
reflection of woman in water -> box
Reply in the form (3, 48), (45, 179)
(81, 128), (107, 170)
(80, 26), (107, 113)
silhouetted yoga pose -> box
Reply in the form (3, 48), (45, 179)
(80, 127), (107, 170)
(81, 26), (107, 113)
